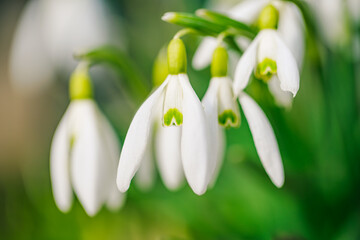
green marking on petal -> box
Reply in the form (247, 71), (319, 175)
(163, 108), (183, 126)
(218, 110), (240, 128)
(255, 58), (277, 82)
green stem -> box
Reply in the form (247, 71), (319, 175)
(74, 46), (150, 101)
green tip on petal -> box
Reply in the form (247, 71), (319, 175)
(257, 4), (279, 30)
(163, 108), (183, 126)
(167, 38), (187, 75)
(69, 64), (93, 100)
(218, 110), (240, 128)
(255, 58), (277, 82)
(211, 46), (228, 77)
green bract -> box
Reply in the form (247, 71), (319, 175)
(211, 46), (228, 77)
(255, 58), (277, 82)
(163, 108), (183, 126)
(258, 5), (279, 30)
(168, 38), (187, 74)
(69, 65), (93, 100)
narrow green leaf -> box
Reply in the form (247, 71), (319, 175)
(196, 9), (258, 39)
(162, 12), (226, 36)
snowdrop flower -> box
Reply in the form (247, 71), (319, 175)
(50, 64), (124, 216)
(203, 46), (284, 187)
(307, 0), (359, 48)
(193, 0), (304, 76)
(234, 5), (300, 108)
(117, 38), (209, 195)
(9, 0), (122, 93)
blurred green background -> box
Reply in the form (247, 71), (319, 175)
(0, 0), (359, 239)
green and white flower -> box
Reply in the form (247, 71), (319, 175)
(9, 0), (122, 93)
(117, 38), (209, 195)
(193, 0), (304, 69)
(50, 65), (124, 216)
(234, 28), (300, 108)
(203, 46), (284, 187)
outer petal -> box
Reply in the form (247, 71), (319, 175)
(50, 105), (72, 212)
(202, 78), (221, 185)
(274, 31), (300, 97)
(208, 127), (226, 188)
(117, 78), (168, 192)
(228, 0), (269, 23)
(233, 32), (263, 96)
(268, 76), (293, 108)
(155, 123), (184, 190)
(106, 189), (126, 211)
(278, 3), (304, 68)
(70, 100), (109, 216)
(9, 0), (54, 92)
(179, 74), (209, 195)
(192, 37), (218, 70)
(135, 142), (156, 191)
(97, 109), (124, 210)
(239, 93), (284, 187)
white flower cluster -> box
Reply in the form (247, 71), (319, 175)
(49, 0), (305, 216)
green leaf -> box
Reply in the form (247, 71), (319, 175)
(162, 12), (226, 36)
(196, 9), (258, 39)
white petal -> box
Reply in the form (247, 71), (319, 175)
(50, 106), (72, 213)
(155, 123), (184, 190)
(135, 142), (156, 191)
(208, 127), (226, 188)
(233, 32), (263, 96)
(192, 37), (218, 70)
(202, 78), (221, 185)
(239, 93), (284, 187)
(277, 3), (304, 68)
(179, 74), (209, 195)
(9, 0), (55, 93)
(106, 189), (126, 211)
(42, 0), (121, 70)
(97, 109), (123, 210)
(257, 30), (278, 63)
(268, 76), (293, 108)
(117, 78), (168, 192)
(70, 100), (110, 216)
(274, 31), (300, 97)
(228, 0), (269, 23)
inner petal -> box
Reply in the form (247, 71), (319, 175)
(256, 30), (278, 82)
(162, 75), (184, 126)
(217, 78), (240, 128)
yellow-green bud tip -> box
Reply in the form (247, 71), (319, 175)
(211, 46), (228, 77)
(258, 4), (279, 30)
(168, 38), (187, 74)
(69, 64), (93, 100)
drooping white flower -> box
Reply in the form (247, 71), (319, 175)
(50, 66), (124, 216)
(9, 0), (122, 93)
(234, 29), (300, 108)
(203, 46), (283, 187)
(306, 0), (359, 48)
(192, 0), (304, 73)
(117, 38), (209, 195)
